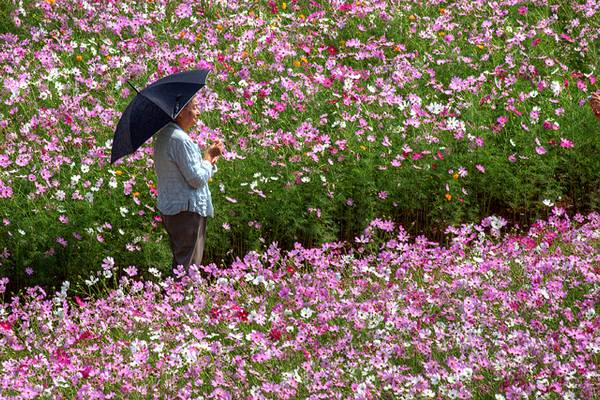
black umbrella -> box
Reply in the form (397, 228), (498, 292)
(110, 68), (210, 164)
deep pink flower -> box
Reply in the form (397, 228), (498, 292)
(74, 296), (86, 307)
(269, 327), (282, 341)
(560, 138), (573, 148)
(560, 33), (574, 43)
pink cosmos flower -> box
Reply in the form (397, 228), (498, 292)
(74, 296), (86, 307)
(559, 138), (573, 148)
(535, 146), (546, 155)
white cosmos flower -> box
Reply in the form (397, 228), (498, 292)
(148, 267), (161, 278)
(427, 102), (444, 115)
(551, 81), (561, 96)
(85, 276), (99, 286)
(300, 307), (313, 319)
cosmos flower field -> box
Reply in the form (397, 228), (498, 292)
(1, 209), (599, 398)
(0, 0), (599, 398)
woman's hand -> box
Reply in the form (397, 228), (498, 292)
(204, 139), (225, 165)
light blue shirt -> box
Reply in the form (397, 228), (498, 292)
(153, 122), (217, 217)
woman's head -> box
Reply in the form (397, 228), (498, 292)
(174, 94), (200, 131)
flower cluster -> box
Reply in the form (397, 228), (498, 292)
(0, 209), (598, 398)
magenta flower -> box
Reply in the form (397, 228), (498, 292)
(559, 138), (573, 148)
(535, 146), (546, 155)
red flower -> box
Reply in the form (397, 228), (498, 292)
(269, 327), (282, 341)
(0, 321), (11, 331)
(268, 0), (278, 13)
(80, 365), (92, 379)
(236, 308), (248, 322)
(327, 46), (337, 56)
(77, 330), (93, 342)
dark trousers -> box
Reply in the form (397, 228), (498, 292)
(162, 211), (207, 269)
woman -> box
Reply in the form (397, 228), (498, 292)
(153, 94), (225, 274)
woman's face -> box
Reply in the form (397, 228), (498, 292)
(187, 95), (201, 123)
(176, 95), (200, 129)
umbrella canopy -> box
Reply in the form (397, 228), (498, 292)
(110, 69), (210, 164)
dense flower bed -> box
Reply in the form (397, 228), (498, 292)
(1, 1), (600, 290)
(1, 208), (598, 399)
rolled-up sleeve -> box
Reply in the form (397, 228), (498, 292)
(171, 139), (215, 189)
